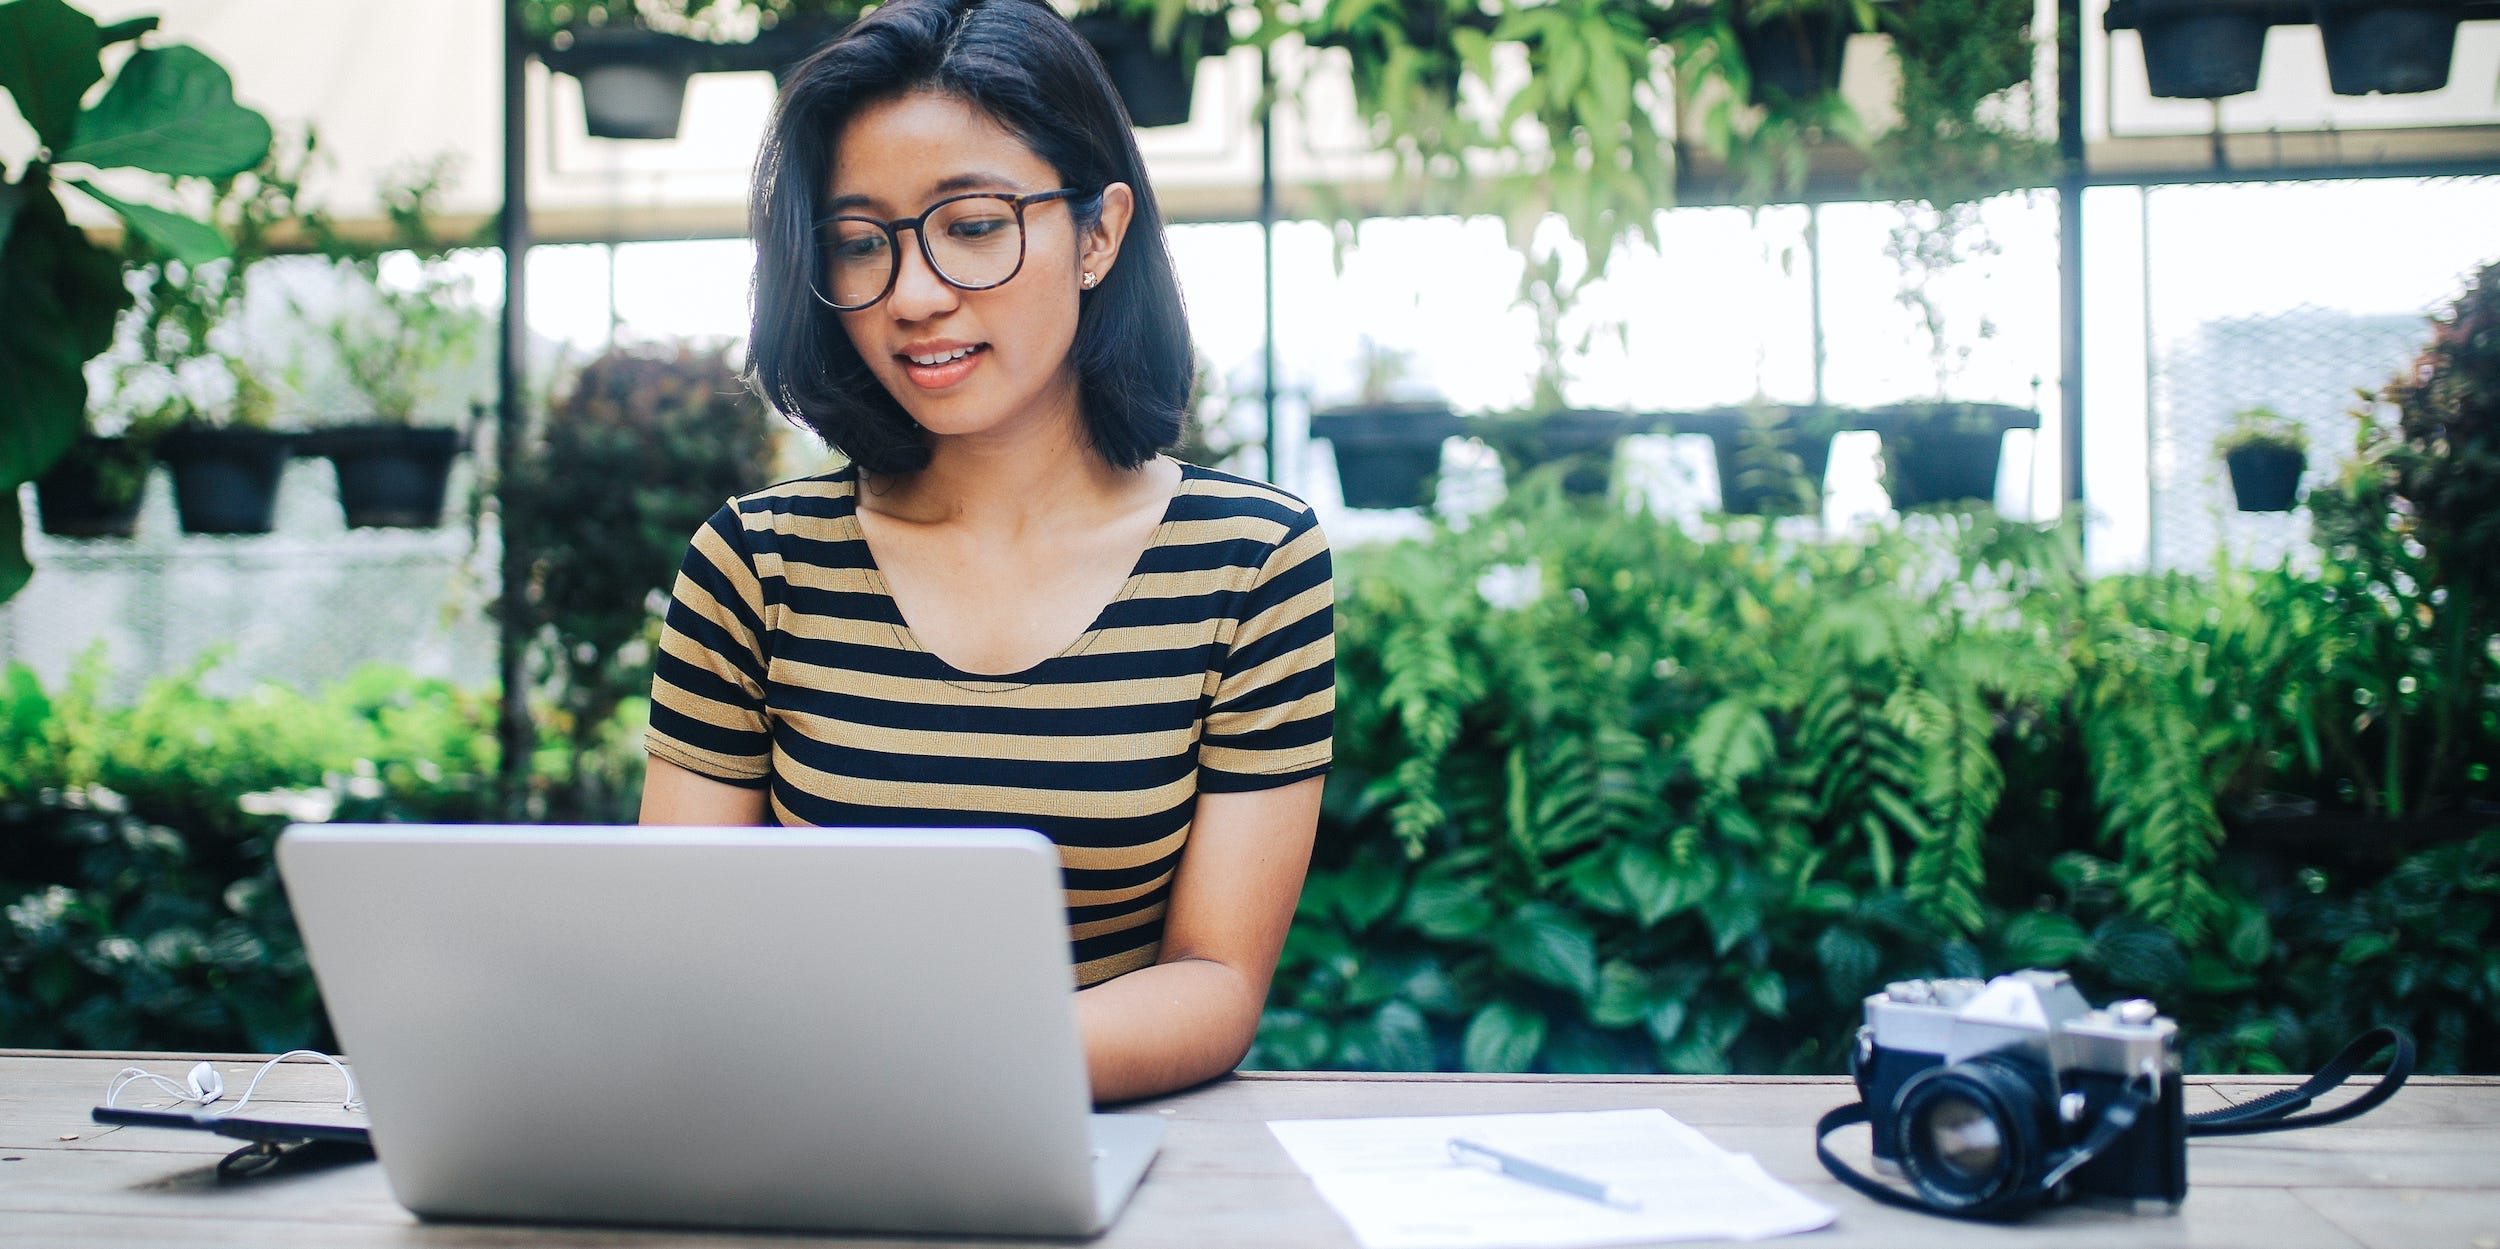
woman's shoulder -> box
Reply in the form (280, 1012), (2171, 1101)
(1168, 461), (1321, 542)
(720, 463), (862, 523)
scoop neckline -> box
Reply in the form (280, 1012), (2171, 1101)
(840, 460), (1197, 686)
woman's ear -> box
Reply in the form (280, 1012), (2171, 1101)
(1079, 182), (1135, 287)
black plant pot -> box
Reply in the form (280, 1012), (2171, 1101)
(2225, 445), (2305, 512)
(1736, 10), (1852, 103)
(1073, 14), (1226, 128)
(541, 27), (704, 140)
(1701, 424), (1835, 517)
(305, 425), (465, 528)
(1882, 429), (2002, 509)
(2315, 0), (2459, 95)
(1313, 403), (1464, 509)
(33, 436), (147, 539)
(159, 428), (293, 535)
(1507, 410), (1636, 497)
(2131, 0), (2270, 98)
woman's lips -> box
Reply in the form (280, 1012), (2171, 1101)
(899, 344), (986, 390)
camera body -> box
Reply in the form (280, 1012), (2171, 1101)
(1853, 970), (2186, 1218)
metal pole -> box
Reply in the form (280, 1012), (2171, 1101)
(1806, 204), (1825, 407)
(496, 0), (536, 818)
(2057, 0), (2086, 517)
(1258, 41), (1279, 484)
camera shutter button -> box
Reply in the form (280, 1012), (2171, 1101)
(2112, 999), (2159, 1025)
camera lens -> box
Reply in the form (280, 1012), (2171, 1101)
(1893, 1055), (2059, 1218)
(1919, 1093), (2005, 1182)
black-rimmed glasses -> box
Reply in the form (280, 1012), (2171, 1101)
(809, 187), (1090, 311)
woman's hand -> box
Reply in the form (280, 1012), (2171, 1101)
(1074, 775), (1323, 1103)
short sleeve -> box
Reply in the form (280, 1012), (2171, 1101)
(644, 502), (774, 786)
(1199, 509), (1334, 792)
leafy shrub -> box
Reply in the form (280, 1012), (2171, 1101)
(1254, 482), (2499, 1076)
(1, 657), (501, 1050)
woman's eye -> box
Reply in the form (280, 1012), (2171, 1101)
(832, 233), (888, 262)
(947, 216), (1011, 242)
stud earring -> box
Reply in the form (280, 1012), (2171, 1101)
(1080, 271), (1099, 289)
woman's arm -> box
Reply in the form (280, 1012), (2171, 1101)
(1075, 775), (1322, 1103)
(640, 755), (771, 826)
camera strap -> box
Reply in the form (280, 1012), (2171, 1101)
(2183, 1026), (2414, 1137)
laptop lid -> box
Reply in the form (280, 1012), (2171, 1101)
(276, 824), (1151, 1237)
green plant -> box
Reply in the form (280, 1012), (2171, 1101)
(2214, 405), (2307, 458)
(2382, 259), (2500, 623)
(299, 157), (494, 426)
(504, 342), (776, 821)
(0, 0), (271, 600)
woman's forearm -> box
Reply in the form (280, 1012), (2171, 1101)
(1075, 956), (1268, 1104)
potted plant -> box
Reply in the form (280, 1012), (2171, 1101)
(1310, 339), (1462, 510)
(2314, 0), (2462, 96)
(0, 0), (271, 595)
(1727, 0), (1875, 104)
(31, 433), (155, 539)
(1674, 405), (1838, 517)
(523, 1), (866, 140)
(2215, 406), (2307, 513)
(1872, 401), (2035, 511)
(1072, 1), (1230, 129)
(2105, 0), (2272, 99)
(295, 160), (492, 529)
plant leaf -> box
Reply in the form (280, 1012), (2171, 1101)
(0, 0), (103, 154)
(66, 179), (228, 266)
(59, 45), (271, 177)
(1462, 999), (1546, 1072)
(0, 183), (126, 498)
(1493, 903), (1598, 995)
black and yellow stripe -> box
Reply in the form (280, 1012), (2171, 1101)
(646, 461), (1334, 986)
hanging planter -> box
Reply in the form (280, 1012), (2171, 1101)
(299, 426), (466, 529)
(2215, 406), (2307, 513)
(33, 437), (150, 539)
(1312, 402), (1464, 510)
(2113, 0), (2272, 99)
(2314, 0), (2461, 96)
(2224, 445), (2306, 512)
(1873, 403), (2034, 512)
(540, 27), (706, 140)
(158, 428), (293, 536)
(1072, 12), (1228, 129)
(1733, 5), (1854, 104)
(1682, 409), (1838, 517)
(1496, 409), (1638, 498)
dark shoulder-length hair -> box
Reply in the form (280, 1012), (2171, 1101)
(748, 0), (1192, 474)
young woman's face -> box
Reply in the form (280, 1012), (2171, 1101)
(824, 90), (1127, 445)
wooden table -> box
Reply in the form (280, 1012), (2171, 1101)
(6, 1051), (2494, 1247)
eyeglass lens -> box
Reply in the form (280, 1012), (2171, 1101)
(817, 195), (1029, 310)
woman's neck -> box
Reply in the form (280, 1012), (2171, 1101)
(862, 410), (1151, 537)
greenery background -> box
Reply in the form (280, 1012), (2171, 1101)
(6, 393), (2493, 1070)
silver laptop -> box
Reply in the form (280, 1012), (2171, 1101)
(275, 824), (1162, 1237)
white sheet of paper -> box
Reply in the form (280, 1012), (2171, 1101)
(1268, 1109), (1834, 1249)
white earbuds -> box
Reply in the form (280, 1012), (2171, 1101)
(186, 1061), (225, 1104)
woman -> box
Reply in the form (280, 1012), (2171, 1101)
(639, 0), (1334, 1106)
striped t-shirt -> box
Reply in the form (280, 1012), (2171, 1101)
(644, 460), (1335, 986)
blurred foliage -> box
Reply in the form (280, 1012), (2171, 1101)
(1252, 478), (2498, 1077)
(504, 342), (778, 822)
(0, 655), (649, 1050)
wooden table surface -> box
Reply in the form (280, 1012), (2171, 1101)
(5, 1051), (2494, 1248)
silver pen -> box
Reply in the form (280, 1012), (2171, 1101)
(1447, 1137), (1643, 1210)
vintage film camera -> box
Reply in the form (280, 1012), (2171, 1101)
(1841, 970), (2185, 1219)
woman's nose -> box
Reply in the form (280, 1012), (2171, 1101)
(886, 232), (959, 319)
